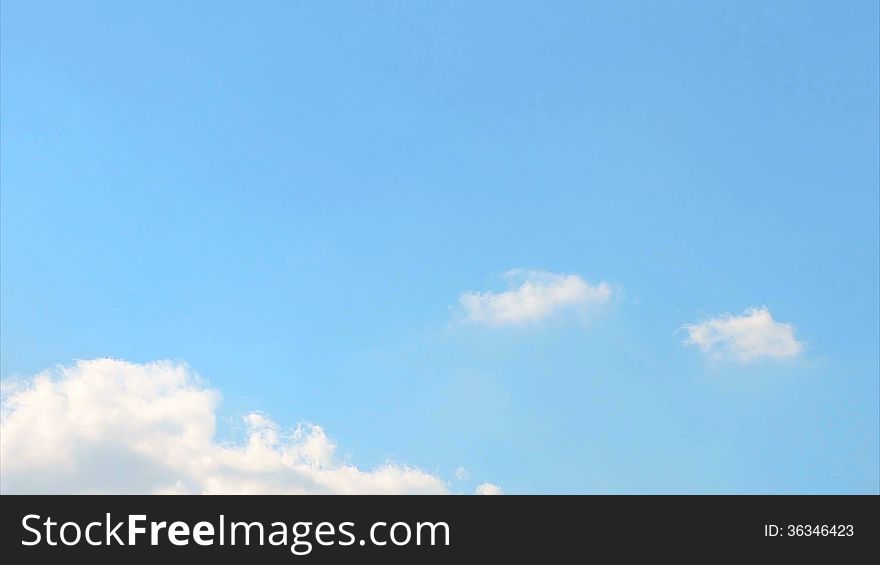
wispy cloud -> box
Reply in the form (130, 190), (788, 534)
(682, 306), (804, 362)
(0, 359), (460, 494)
(458, 269), (612, 326)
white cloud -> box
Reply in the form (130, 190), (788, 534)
(458, 269), (612, 326)
(474, 482), (502, 495)
(453, 466), (470, 480)
(0, 358), (450, 494)
(682, 306), (804, 362)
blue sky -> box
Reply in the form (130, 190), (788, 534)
(1, 1), (878, 494)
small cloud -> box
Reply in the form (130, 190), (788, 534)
(453, 466), (470, 481)
(474, 482), (503, 495)
(682, 306), (804, 362)
(458, 269), (612, 326)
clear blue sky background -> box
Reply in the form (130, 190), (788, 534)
(2, 1), (878, 493)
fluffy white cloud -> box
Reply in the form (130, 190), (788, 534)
(459, 269), (612, 326)
(474, 483), (502, 495)
(453, 466), (470, 480)
(0, 358), (450, 494)
(682, 307), (804, 362)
